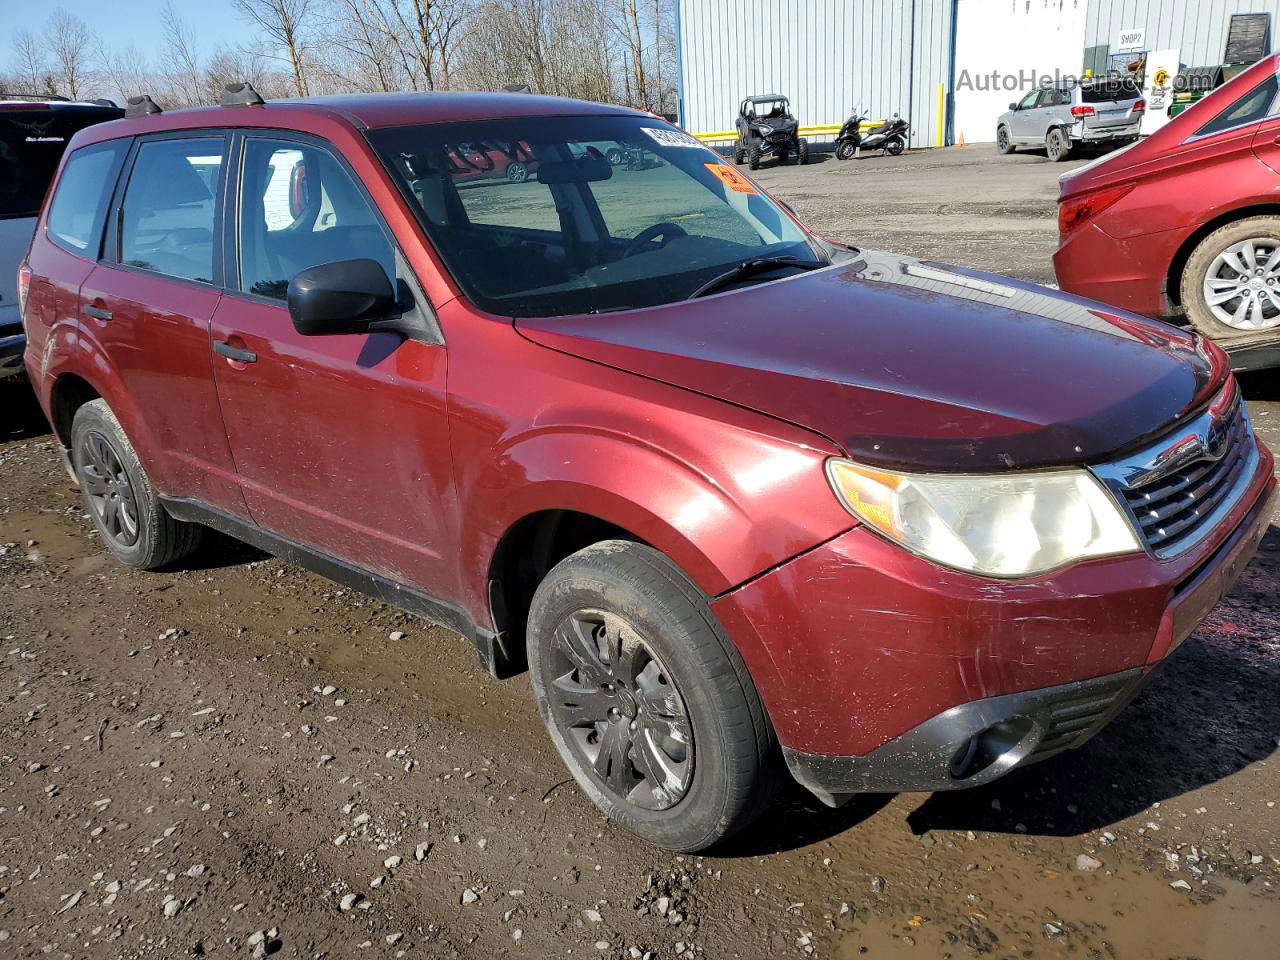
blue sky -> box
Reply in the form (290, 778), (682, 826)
(10, 1), (257, 58)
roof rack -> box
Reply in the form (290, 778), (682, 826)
(125, 95), (163, 118)
(1, 93), (71, 103)
(502, 83), (532, 94)
(222, 82), (265, 107)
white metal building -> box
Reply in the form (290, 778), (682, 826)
(676, 0), (1280, 149)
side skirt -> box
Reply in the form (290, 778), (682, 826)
(159, 497), (521, 679)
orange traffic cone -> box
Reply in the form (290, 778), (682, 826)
(958, 131), (966, 147)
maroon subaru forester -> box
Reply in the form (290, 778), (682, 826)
(18, 85), (1275, 851)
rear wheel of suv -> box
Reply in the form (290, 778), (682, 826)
(1046, 128), (1071, 162)
(70, 399), (202, 569)
(1181, 217), (1280, 340)
(747, 141), (761, 171)
(996, 125), (1015, 155)
(526, 540), (778, 852)
(797, 137), (810, 165)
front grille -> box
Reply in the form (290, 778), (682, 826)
(1028, 672), (1136, 761)
(1094, 384), (1256, 559)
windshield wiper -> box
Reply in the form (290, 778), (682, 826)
(687, 256), (827, 300)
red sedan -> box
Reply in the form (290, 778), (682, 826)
(1055, 53), (1280, 368)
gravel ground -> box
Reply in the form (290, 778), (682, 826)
(1, 145), (1278, 960)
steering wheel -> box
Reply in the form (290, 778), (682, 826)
(622, 222), (688, 258)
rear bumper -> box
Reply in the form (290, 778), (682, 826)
(0, 306), (25, 380)
(1073, 120), (1141, 142)
(1053, 221), (1187, 316)
(713, 441), (1275, 802)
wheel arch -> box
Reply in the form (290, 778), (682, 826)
(1167, 204), (1280, 309)
(48, 372), (102, 446)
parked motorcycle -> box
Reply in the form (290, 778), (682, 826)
(836, 110), (909, 158)
(835, 109), (868, 160)
(862, 114), (909, 155)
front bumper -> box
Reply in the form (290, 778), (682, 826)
(712, 440), (1275, 803)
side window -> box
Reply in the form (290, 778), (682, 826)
(1196, 74), (1280, 138)
(239, 139), (394, 301)
(1016, 91), (1040, 110)
(46, 141), (128, 257)
(120, 138), (223, 283)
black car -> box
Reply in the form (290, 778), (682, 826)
(733, 94), (808, 170)
(1, 96), (123, 381)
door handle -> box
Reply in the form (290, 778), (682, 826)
(84, 305), (112, 321)
(213, 340), (258, 364)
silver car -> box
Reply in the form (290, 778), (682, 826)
(996, 79), (1144, 162)
(0, 96), (122, 380)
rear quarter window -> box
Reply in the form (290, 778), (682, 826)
(46, 140), (128, 257)
(1194, 74), (1280, 138)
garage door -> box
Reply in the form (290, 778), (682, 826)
(953, 0), (1088, 145)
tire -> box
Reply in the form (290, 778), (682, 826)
(527, 540), (778, 852)
(835, 139), (856, 161)
(1046, 128), (1071, 162)
(996, 125), (1015, 155)
(747, 141), (761, 171)
(606, 147), (625, 166)
(1180, 216), (1280, 341)
(796, 137), (810, 165)
(732, 141), (746, 165)
(506, 161), (529, 183)
(885, 136), (904, 157)
(70, 399), (202, 570)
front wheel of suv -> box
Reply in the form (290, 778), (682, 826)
(526, 541), (778, 852)
(70, 399), (202, 569)
(733, 141), (746, 165)
(796, 137), (810, 165)
(996, 125), (1015, 155)
(747, 141), (761, 171)
(1046, 127), (1071, 162)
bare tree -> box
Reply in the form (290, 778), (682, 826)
(161, 1), (207, 106)
(232, 0), (314, 96)
(45, 8), (95, 99)
(12, 28), (48, 93)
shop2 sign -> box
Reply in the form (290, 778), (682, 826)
(1116, 28), (1146, 52)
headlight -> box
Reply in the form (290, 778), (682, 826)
(826, 459), (1140, 577)
(759, 125), (774, 135)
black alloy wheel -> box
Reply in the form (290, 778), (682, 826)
(77, 429), (140, 548)
(545, 609), (693, 810)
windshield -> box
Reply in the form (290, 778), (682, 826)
(368, 116), (819, 317)
(0, 106), (121, 220)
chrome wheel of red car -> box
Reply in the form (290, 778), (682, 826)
(1202, 237), (1280, 330)
(547, 609), (693, 811)
(506, 161), (529, 184)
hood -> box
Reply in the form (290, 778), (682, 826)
(1061, 53), (1279, 198)
(516, 252), (1226, 471)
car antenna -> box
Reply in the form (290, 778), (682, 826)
(222, 82), (265, 107)
(125, 95), (163, 117)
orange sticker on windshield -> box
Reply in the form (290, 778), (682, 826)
(704, 163), (759, 195)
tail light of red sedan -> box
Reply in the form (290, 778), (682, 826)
(1058, 183), (1135, 236)
(17, 261), (31, 322)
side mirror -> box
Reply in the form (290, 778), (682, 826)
(287, 258), (398, 336)
(1009, 102), (1020, 111)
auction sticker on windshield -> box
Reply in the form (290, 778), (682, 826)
(704, 163), (759, 195)
(640, 127), (704, 148)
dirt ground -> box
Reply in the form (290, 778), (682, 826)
(2, 146), (1279, 960)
